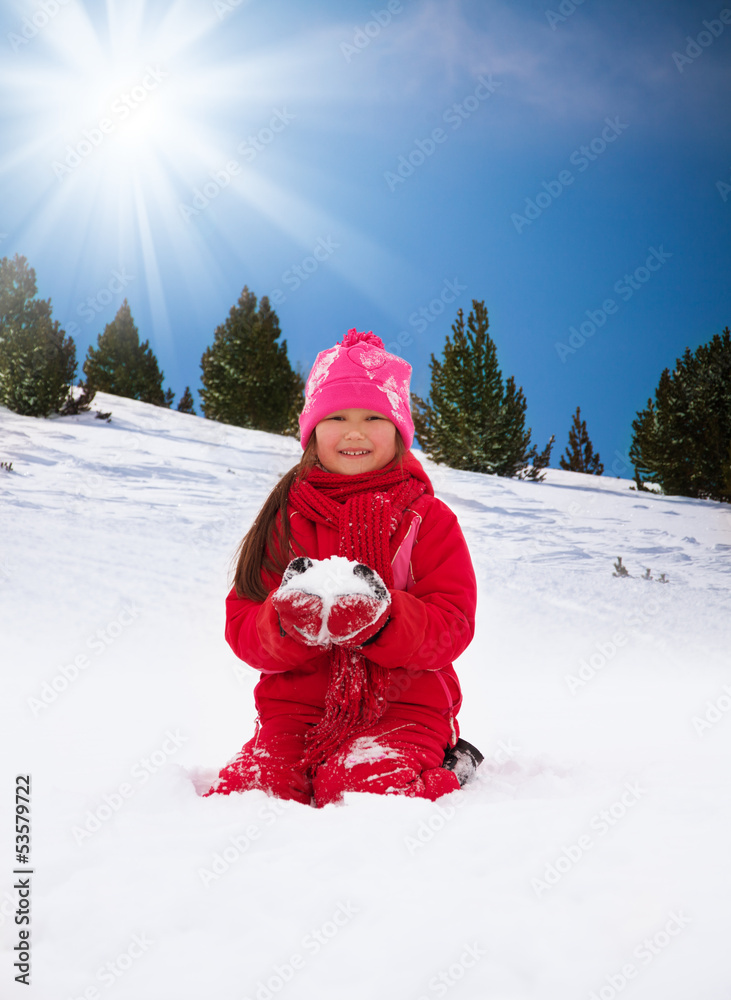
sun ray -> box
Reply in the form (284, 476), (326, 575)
(132, 166), (172, 357)
(0, 0), (422, 356)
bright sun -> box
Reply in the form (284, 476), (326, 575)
(1, 0), (400, 350)
(12, 0), (231, 196)
(0, 0), (251, 345)
(53, 62), (171, 178)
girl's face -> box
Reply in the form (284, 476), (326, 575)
(314, 408), (398, 475)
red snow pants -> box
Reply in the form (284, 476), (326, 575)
(205, 706), (460, 807)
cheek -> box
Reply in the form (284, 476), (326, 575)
(374, 425), (397, 452)
(314, 425), (337, 453)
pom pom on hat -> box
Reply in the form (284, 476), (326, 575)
(299, 329), (414, 450)
(340, 329), (385, 349)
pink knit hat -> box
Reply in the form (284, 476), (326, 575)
(299, 329), (414, 450)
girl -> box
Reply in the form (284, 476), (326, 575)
(205, 329), (478, 807)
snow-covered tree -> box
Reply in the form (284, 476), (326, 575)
(0, 254), (77, 417)
(560, 407), (603, 474)
(199, 286), (303, 434)
(412, 300), (551, 477)
(83, 300), (173, 407)
(630, 326), (731, 502)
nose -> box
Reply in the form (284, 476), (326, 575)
(344, 427), (365, 439)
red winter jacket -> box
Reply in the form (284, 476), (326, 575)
(225, 489), (477, 740)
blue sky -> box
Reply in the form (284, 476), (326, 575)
(1, 0), (729, 472)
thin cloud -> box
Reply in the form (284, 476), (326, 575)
(341, 0), (730, 133)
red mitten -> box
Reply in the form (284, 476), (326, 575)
(270, 557), (326, 646)
(327, 563), (391, 647)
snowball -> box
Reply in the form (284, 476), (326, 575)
(280, 555), (377, 601)
(279, 556), (389, 645)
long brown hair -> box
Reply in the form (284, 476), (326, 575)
(233, 433), (407, 601)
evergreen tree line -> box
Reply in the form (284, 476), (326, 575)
(0, 255), (303, 433)
(1, 254), (728, 503)
(413, 299), (729, 501)
(413, 299), (603, 479)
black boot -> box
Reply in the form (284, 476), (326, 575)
(442, 739), (484, 787)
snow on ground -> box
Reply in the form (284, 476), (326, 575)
(1, 393), (730, 1000)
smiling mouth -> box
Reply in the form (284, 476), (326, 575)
(339, 450), (371, 456)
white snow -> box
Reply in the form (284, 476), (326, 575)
(279, 556), (387, 645)
(1, 392), (730, 1000)
(281, 555), (377, 600)
(340, 736), (401, 771)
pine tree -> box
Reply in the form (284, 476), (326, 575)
(412, 300), (550, 477)
(176, 386), (196, 414)
(199, 286), (303, 434)
(58, 381), (96, 416)
(630, 327), (731, 502)
(522, 434), (555, 481)
(0, 254), (77, 417)
(83, 300), (172, 406)
(559, 407), (604, 474)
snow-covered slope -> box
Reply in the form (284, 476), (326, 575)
(1, 394), (730, 1000)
